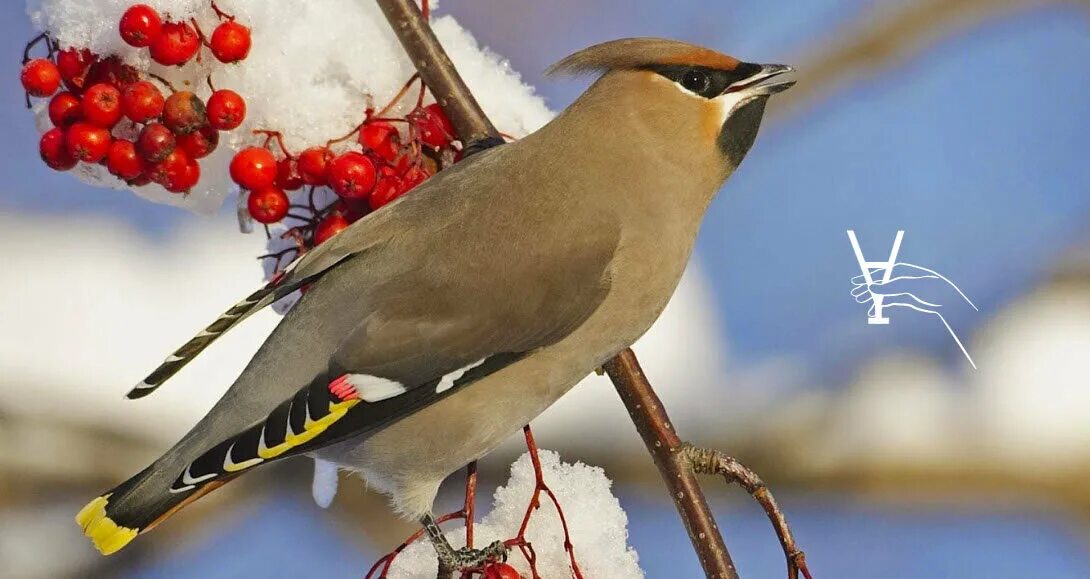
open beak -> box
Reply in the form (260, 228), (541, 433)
(726, 64), (796, 96)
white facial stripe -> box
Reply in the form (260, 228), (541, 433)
(435, 358), (487, 394)
(659, 74), (756, 126)
(711, 90), (752, 127)
(346, 374), (407, 402)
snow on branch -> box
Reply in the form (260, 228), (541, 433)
(388, 450), (643, 579)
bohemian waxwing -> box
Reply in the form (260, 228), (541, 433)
(77, 37), (795, 567)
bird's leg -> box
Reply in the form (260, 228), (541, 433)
(683, 444), (813, 579)
(421, 512), (506, 574)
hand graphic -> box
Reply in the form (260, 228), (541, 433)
(850, 262), (978, 369)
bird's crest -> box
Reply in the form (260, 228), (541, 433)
(546, 37), (742, 77)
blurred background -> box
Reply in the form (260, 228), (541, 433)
(3, 0), (1090, 577)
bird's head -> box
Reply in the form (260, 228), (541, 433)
(548, 38), (795, 170)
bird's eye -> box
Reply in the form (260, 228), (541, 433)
(681, 69), (711, 95)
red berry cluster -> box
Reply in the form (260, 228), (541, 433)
(247, 80), (460, 272)
(119, 3), (251, 67)
(21, 3), (252, 193)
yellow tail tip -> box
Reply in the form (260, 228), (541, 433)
(75, 495), (138, 555)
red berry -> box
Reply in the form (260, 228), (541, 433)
(128, 173), (152, 187)
(106, 139), (144, 180)
(276, 157), (304, 191)
(210, 21), (252, 63)
(247, 186), (289, 224)
(340, 199), (370, 223)
(206, 89), (246, 131)
(39, 127), (77, 171)
(150, 21), (200, 66)
(314, 211), (350, 245)
(369, 175), (404, 210)
(483, 563), (520, 579)
(147, 148), (189, 187)
(414, 103), (455, 148)
(121, 81), (165, 123)
(328, 152), (376, 199)
(166, 156), (201, 193)
(119, 4), (163, 48)
(177, 125), (219, 159)
(359, 121), (401, 162)
(401, 165), (429, 193)
(56, 48), (95, 93)
(21, 59), (61, 97)
(136, 123), (177, 163)
(48, 91), (82, 127)
(162, 91), (207, 135)
(230, 147), (277, 190)
(81, 83), (123, 128)
(65, 122), (111, 163)
(85, 57), (140, 90)
(297, 147), (333, 185)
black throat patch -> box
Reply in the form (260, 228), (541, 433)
(718, 97), (767, 167)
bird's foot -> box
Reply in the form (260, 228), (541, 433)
(440, 540), (507, 572)
(421, 513), (507, 574)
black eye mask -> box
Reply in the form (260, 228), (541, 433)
(642, 62), (763, 99)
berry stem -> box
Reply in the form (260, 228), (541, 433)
(190, 18), (210, 58)
(324, 122), (365, 148)
(464, 461), (478, 549)
(22, 32), (51, 64)
(285, 212), (315, 223)
(375, 73), (421, 118)
(502, 426), (583, 579)
(209, 0), (236, 21)
(146, 72), (179, 94)
(254, 129), (294, 158)
(415, 76), (427, 109)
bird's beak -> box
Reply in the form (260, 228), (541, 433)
(725, 64), (796, 96)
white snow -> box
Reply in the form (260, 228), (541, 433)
(26, 0), (553, 214)
(388, 450), (643, 579)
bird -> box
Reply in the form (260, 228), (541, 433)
(77, 37), (795, 568)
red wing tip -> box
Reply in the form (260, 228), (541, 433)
(328, 375), (359, 402)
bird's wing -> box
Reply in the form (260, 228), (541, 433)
(163, 220), (619, 497)
(125, 209), (395, 399)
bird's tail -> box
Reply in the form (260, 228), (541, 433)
(76, 462), (236, 555)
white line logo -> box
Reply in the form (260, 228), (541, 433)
(847, 230), (978, 369)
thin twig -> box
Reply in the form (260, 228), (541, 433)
(685, 445), (812, 579)
(147, 73), (178, 94)
(503, 426), (584, 579)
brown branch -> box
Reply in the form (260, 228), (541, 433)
(605, 351), (812, 579)
(603, 350), (739, 579)
(375, 0), (501, 146)
(374, 2), (807, 579)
